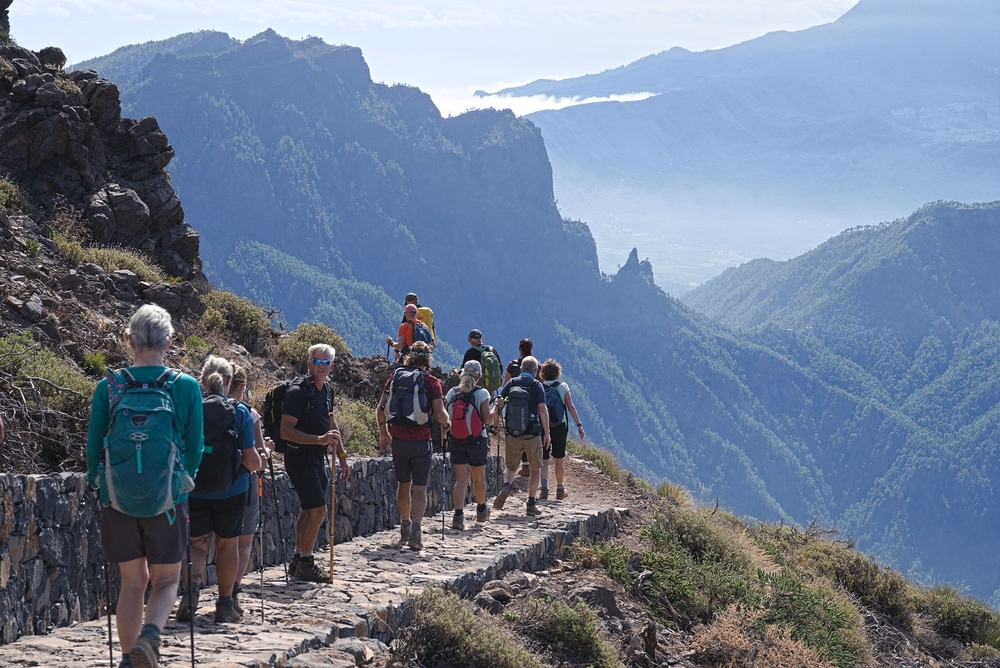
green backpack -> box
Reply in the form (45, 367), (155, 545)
(477, 346), (503, 393)
(98, 368), (187, 522)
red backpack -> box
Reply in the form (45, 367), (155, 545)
(447, 391), (484, 440)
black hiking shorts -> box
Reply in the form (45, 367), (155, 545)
(450, 435), (489, 467)
(285, 445), (329, 511)
(550, 421), (569, 460)
(190, 493), (246, 539)
(391, 437), (432, 485)
(100, 501), (189, 564)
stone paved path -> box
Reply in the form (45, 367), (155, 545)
(0, 497), (625, 667)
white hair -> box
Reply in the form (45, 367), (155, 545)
(127, 304), (174, 352)
(520, 356), (538, 375)
(308, 343), (336, 360)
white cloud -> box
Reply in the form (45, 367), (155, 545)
(428, 86), (657, 117)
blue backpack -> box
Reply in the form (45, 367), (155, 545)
(545, 381), (568, 425)
(99, 369), (188, 522)
(409, 320), (434, 345)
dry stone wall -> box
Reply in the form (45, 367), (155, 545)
(0, 454), (501, 645)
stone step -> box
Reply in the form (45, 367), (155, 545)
(0, 498), (626, 667)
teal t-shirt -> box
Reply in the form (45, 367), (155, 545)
(85, 366), (205, 502)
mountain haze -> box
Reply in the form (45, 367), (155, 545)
(492, 0), (1000, 291)
(75, 33), (1000, 599)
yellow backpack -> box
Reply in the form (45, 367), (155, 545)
(416, 306), (435, 340)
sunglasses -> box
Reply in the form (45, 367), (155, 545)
(311, 358), (332, 366)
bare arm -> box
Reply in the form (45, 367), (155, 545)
(538, 402), (550, 447)
(432, 397), (449, 426)
(564, 391), (586, 440)
(330, 409), (349, 480)
(241, 444), (262, 472)
(280, 414), (337, 447)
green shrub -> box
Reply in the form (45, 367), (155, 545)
(915, 585), (1000, 646)
(393, 587), (542, 668)
(759, 570), (869, 668)
(183, 335), (211, 357)
(86, 246), (165, 283)
(517, 597), (623, 668)
(277, 322), (350, 373)
(567, 439), (623, 483)
(202, 290), (270, 349)
(54, 78), (81, 96)
(657, 481), (692, 505)
(796, 540), (913, 625)
(201, 307), (225, 332)
(25, 238), (39, 257)
(55, 235), (87, 265)
(336, 399), (380, 456)
(0, 177), (31, 212)
(0, 57), (15, 85)
(82, 351), (106, 377)
(0, 332), (94, 414)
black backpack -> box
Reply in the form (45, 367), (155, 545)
(261, 376), (321, 453)
(504, 377), (537, 437)
(383, 367), (430, 427)
(194, 395), (241, 493)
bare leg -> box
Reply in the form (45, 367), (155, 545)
(554, 457), (566, 487)
(295, 506), (327, 553)
(182, 534), (212, 591)
(397, 481), (412, 521)
(214, 535), (240, 597)
(542, 457), (550, 485)
(410, 484), (428, 523)
(235, 533), (253, 585)
(470, 465), (487, 504)
(453, 464), (471, 510)
(144, 562), (182, 630)
(117, 559), (181, 652)
(503, 467), (516, 485)
(528, 468), (541, 498)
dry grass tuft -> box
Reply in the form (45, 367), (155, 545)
(693, 606), (834, 668)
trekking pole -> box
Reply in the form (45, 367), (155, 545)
(441, 429), (447, 540)
(186, 518), (195, 668)
(267, 457), (289, 585)
(104, 557), (113, 668)
(257, 472), (265, 623)
(328, 452), (336, 582)
(385, 343), (391, 361)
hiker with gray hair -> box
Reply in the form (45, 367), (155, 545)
(86, 303), (204, 668)
(493, 356), (550, 517)
(445, 360), (497, 529)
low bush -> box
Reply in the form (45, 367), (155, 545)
(915, 585), (1000, 646)
(759, 570), (869, 668)
(54, 78), (81, 96)
(657, 480), (693, 506)
(81, 351), (106, 377)
(567, 439), (623, 483)
(25, 238), (39, 257)
(277, 322), (350, 372)
(692, 606), (831, 668)
(516, 597), (623, 668)
(56, 240), (166, 283)
(202, 290), (270, 350)
(183, 334), (211, 356)
(390, 587), (542, 668)
(0, 332), (94, 415)
(0, 177), (31, 211)
(336, 399), (380, 456)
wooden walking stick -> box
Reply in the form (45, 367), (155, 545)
(329, 459), (336, 582)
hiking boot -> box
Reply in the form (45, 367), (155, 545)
(175, 587), (199, 622)
(214, 598), (242, 623)
(232, 584), (243, 616)
(476, 505), (491, 523)
(128, 633), (160, 668)
(493, 485), (511, 510)
(452, 511), (465, 530)
(399, 519), (412, 544)
(526, 501), (542, 517)
(518, 464), (530, 477)
(556, 487), (567, 501)
(293, 557), (331, 583)
(118, 657), (133, 668)
(407, 529), (423, 551)
(539, 487), (549, 500)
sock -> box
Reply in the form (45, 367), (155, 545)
(528, 496), (536, 504)
(557, 485), (565, 490)
(503, 482), (512, 489)
(293, 548), (301, 556)
(140, 623), (160, 641)
(300, 552), (313, 560)
(218, 596), (233, 605)
(541, 479), (548, 488)
(477, 503), (487, 513)
(412, 523), (422, 532)
(454, 508), (464, 515)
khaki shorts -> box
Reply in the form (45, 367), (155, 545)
(505, 434), (542, 469)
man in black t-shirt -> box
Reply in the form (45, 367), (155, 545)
(462, 329), (499, 367)
(280, 344), (350, 583)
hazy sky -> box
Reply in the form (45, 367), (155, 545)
(10, 0), (857, 115)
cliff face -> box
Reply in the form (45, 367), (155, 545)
(0, 43), (203, 284)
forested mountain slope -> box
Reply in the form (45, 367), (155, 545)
(493, 0), (1000, 290)
(74, 33), (1000, 599)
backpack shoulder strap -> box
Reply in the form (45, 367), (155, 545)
(155, 369), (179, 389)
(120, 368), (137, 387)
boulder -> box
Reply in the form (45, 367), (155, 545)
(568, 584), (624, 619)
(20, 294), (44, 322)
(109, 269), (140, 287)
(58, 270), (84, 289)
(33, 82), (65, 108)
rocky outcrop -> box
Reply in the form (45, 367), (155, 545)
(0, 43), (203, 284)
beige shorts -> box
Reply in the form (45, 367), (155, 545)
(505, 434), (542, 469)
